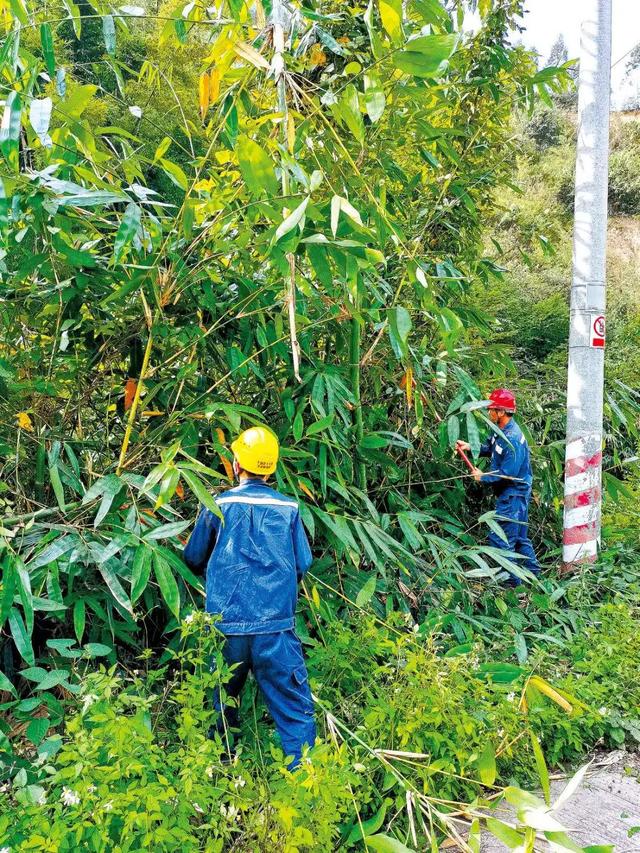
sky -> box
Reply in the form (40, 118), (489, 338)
(515, 0), (640, 108)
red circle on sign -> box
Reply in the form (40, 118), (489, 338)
(593, 316), (605, 337)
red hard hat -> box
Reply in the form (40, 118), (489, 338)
(488, 388), (516, 413)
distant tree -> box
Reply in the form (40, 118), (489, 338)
(625, 43), (640, 75)
(547, 34), (569, 67)
(525, 108), (563, 150)
(546, 34), (578, 107)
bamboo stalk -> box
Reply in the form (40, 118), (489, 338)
(34, 439), (46, 504)
(2, 501), (83, 528)
(350, 311), (366, 491)
(116, 327), (154, 475)
(271, 0), (302, 384)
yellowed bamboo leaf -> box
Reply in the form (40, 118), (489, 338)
(529, 676), (573, 713)
(209, 66), (220, 104)
(286, 113), (295, 153)
(198, 72), (210, 120)
(233, 40), (270, 70)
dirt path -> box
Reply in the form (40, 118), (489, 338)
(481, 751), (640, 852)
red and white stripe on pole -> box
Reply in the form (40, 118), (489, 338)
(563, 436), (601, 564)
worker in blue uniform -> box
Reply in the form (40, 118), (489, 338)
(183, 425), (316, 768)
(457, 389), (540, 585)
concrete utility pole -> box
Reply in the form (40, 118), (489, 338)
(562, 0), (612, 570)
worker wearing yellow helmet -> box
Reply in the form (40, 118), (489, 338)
(183, 425), (316, 769)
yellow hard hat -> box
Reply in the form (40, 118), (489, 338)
(231, 426), (279, 476)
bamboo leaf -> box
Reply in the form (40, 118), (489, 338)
(15, 558), (33, 636)
(0, 668), (17, 697)
(113, 202), (141, 262)
(209, 66), (220, 103)
(73, 598), (85, 644)
(9, 607), (34, 666)
(153, 552), (180, 620)
(103, 15), (116, 55)
(530, 730), (550, 806)
(48, 447), (66, 511)
(274, 196), (309, 243)
(233, 40), (270, 70)
(393, 34), (458, 78)
(143, 520), (191, 541)
(98, 563), (133, 615)
(306, 414), (334, 436)
(199, 71), (210, 120)
(378, 0), (403, 43)
(551, 762), (591, 812)
(485, 818), (524, 848)
(61, 0), (81, 38)
(346, 802), (387, 843)
(0, 91), (22, 171)
(331, 194), (341, 237)
(528, 676), (573, 713)
(476, 741), (496, 785)
(466, 411), (481, 458)
(237, 135), (277, 196)
(363, 835), (415, 853)
(179, 468), (222, 518)
(40, 24), (56, 76)
(355, 574), (376, 607)
(364, 72), (385, 123)
(159, 158), (189, 191)
(131, 545), (152, 602)
(336, 84), (364, 144)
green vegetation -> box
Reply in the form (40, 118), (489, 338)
(0, 0), (638, 849)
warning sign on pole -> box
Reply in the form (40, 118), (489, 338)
(590, 314), (605, 348)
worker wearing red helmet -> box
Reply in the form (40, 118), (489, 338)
(457, 389), (540, 585)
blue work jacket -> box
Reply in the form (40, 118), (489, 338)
(182, 478), (313, 635)
(479, 418), (533, 505)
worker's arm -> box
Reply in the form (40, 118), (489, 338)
(183, 507), (220, 572)
(479, 442), (520, 485)
(292, 510), (313, 580)
(479, 438), (493, 458)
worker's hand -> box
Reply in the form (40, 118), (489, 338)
(471, 466), (483, 483)
(456, 440), (471, 452)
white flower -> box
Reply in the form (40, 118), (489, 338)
(205, 766), (214, 779)
(507, 692), (516, 702)
(87, 785), (96, 794)
(233, 776), (246, 790)
(599, 706), (608, 716)
(0, 846), (11, 853)
(36, 791), (47, 806)
(193, 802), (204, 814)
(497, 728), (505, 738)
(184, 612), (195, 625)
(81, 694), (98, 714)
(220, 803), (239, 821)
(61, 787), (80, 806)
(103, 801), (113, 812)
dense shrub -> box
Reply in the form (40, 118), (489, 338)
(608, 150), (640, 215)
(2, 600), (640, 850)
(525, 109), (564, 150)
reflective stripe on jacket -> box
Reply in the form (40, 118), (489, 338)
(479, 418), (533, 501)
(183, 479), (312, 634)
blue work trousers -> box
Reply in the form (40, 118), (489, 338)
(212, 629), (316, 768)
(488, 493), (540, 586)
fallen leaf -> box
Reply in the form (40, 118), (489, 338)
(124, 378), (137, 411)
(16, 412), (34, 431)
